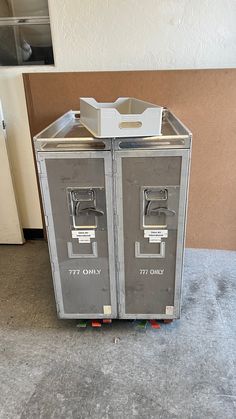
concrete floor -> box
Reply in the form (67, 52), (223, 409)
(0, 241), (236, 419)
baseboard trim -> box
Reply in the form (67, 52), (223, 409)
(23, 228), (44, 240)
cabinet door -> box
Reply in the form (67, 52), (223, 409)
(38, 151), (117, 319)
(115, 149), (190, 319)
(0, 100), (23, 244)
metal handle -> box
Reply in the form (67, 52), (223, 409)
(144, 189), (168, 201)
(67, 241), (98, 259)
(76, 206), (104, 217)
(135, 241), (165, 258)
(74, 201), (104, 217)
(145, 204), (175, 217)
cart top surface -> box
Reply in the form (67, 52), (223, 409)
(34, 109), (191, 151)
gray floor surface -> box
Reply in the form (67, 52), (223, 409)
(0, 241), (236, 419)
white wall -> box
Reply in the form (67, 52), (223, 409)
(1, 0), (236, 228)
(51, 0), (236, 71)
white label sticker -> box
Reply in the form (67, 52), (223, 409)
(103, 305), (112, 315)
(78, 237), (91, 243)
(144, 229), (168, 238)
(72, 230), (95, 239)
(166, 306), (174, 315)
(149, 236), (162, 243)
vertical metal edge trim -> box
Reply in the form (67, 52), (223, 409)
(173, 150), (190, 317)
(38, 158), (65, 316)
(112, 146), (120, 317)
(115, 153), (126, 317)
(104, 152), (117, 318)
(176, 139), (192, 317)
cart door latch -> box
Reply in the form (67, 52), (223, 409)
(69, 187), (105, 229)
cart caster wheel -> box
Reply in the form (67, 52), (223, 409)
(76, 320), (87, 329)
(163, 319), (173, 324)
(134, 320), (148, 330)
(92, 320), (102, 328)
(103, 319), (112, 324)
(150, 320), (161, 329)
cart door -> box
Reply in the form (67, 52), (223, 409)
(38, 151), (117, 319)
(115, 149), (190, 319)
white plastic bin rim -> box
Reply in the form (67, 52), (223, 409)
(80, 97), (162, 115)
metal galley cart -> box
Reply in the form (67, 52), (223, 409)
(34, 101), (192, 321)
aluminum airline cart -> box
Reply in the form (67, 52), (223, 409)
(34, 109), (192, 320)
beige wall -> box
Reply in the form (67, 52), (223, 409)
(0, 0), (236, 228)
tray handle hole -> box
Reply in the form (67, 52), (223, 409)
(119, 121), (142, 129)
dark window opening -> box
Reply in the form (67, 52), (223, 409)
(0, 0), (54, 66)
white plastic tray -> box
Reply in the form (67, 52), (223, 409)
(80, 97), (163, 138)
